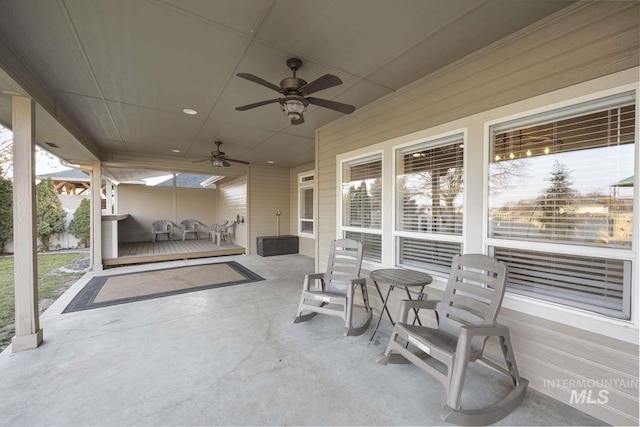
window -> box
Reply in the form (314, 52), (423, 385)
(341, 154), (382, 263)
(395, 134), (464, 274)
(487, 91), (635, 319)
(298, 173), (314, 236)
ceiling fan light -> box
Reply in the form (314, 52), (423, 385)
(211, 159), (224, 168)
(282, 99), (306, 119)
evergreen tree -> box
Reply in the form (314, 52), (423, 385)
(69, 198), (90, 247)
(36, 178), (66, 251)
(0, 166), (12, 252)
(539, 160), (577, 237)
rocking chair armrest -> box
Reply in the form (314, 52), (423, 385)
(399, 299), (439, 324)
(303, 272), (325, 291)
(349, 277), (367, 286)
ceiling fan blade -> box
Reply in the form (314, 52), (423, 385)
(226, 158), (250, 165)
(235, 98), (281, 111)
(236, 73), (283, 93)
(223, 160), (232, 167)
(192, 158), (212, 163)
(307, 97), (355, 114)
(291, 115), (305, 125)
(299, 74), (343, 95)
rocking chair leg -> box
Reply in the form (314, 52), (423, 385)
(293, 301), (327, 323)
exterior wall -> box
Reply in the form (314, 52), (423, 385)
(316, 2), (639, 425)
(117, 184), (217, 242)
(290, 162), (316, 258)
(248, 165), (291, 254)
(217, 176), (247, 248)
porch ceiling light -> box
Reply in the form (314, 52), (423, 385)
(211, 158), (224, 168)
(182, 108), (198, 115)
(281, 98), (306, 121)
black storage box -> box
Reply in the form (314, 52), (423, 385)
(257, 235), (299, 257)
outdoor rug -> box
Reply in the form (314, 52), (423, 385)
(63, 261), (264, 313)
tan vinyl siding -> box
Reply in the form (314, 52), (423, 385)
(248, 165), (291, 254)
(118, 184), (217, 242)
(317, 2), (639, 425)
(217, 176), (247, 248)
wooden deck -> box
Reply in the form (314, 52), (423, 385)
(103, 239), (245, 266)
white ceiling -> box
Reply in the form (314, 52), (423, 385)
(0, 0), (575, 181)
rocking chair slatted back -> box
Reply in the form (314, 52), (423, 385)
(324, 239), (363, 294)
(438, 254), (508, 352)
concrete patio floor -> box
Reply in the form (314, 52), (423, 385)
(0, 254), (603, 426)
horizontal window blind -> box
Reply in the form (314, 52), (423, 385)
(342, 156), (382, 229)
(397, 137), (463, 235)
(345, 231), (381, 263)
(300, 187), (313, 220)
(398, 237), (461, 275)
(489, 97), (635, 249)
(488, 92), (635, 320)
(491, 246), (630, 319)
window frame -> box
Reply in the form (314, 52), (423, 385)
(297, 172), (315, 238)
(483, 87), (637, 323)
(392, 131), (467, 277)
(337, 150), (384, 269)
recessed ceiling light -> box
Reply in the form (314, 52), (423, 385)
(171, 149), (180, 153)
(267, 160), (275, 164)
(182, 108), (198, 115)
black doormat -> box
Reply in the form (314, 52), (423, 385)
(63, 261), (264, 313)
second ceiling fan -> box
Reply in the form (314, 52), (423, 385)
(235, 58), (355, 125)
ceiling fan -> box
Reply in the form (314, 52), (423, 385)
(235, 57), (356, 125)
(193, 140), (250, 168)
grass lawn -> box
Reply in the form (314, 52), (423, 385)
(0, 252), (87, 351)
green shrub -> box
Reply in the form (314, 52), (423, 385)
(69, 198), (90, 247)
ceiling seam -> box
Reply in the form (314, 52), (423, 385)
(245, 0), (490, 105)
(58, 0), (126, 153)
(351, 0), (490, 85)
(150, 0), (387, 127)
(150, 0), (280, 160)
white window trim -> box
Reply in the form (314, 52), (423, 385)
(392, 130), (467, 276)
(482, 83), (639, 342)
(298, 171), (315, 238)
(337, 150), (384, 271)
(332, 74), (639, 343)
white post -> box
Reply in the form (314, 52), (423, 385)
(105, 180), (113, 214)
(90, 163), (103, 271)
(11, 96), (42, 352)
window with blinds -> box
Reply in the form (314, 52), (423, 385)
(298, 173), (314, 236)
(341, 154), (382, 263)
(299, 186), (313, 235)
(345, 231), (382, 263)
(395, 135), (464, 272)
(399, 237), (462, 274)
(488, 92), (635, 248)
(487, 91), (635, 319)
(490, 247), (630, 319)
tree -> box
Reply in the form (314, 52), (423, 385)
(69, 198), (90, 247)
(36, 178), (66, 251)
(0, 166), (12, 252)
(538, 160), (577, 237)
(0, 127), (11, 179)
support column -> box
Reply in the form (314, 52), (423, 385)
(11, 96), (42, 352)
(90, 163), (103, 271)
(105, 180), (113, 214)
